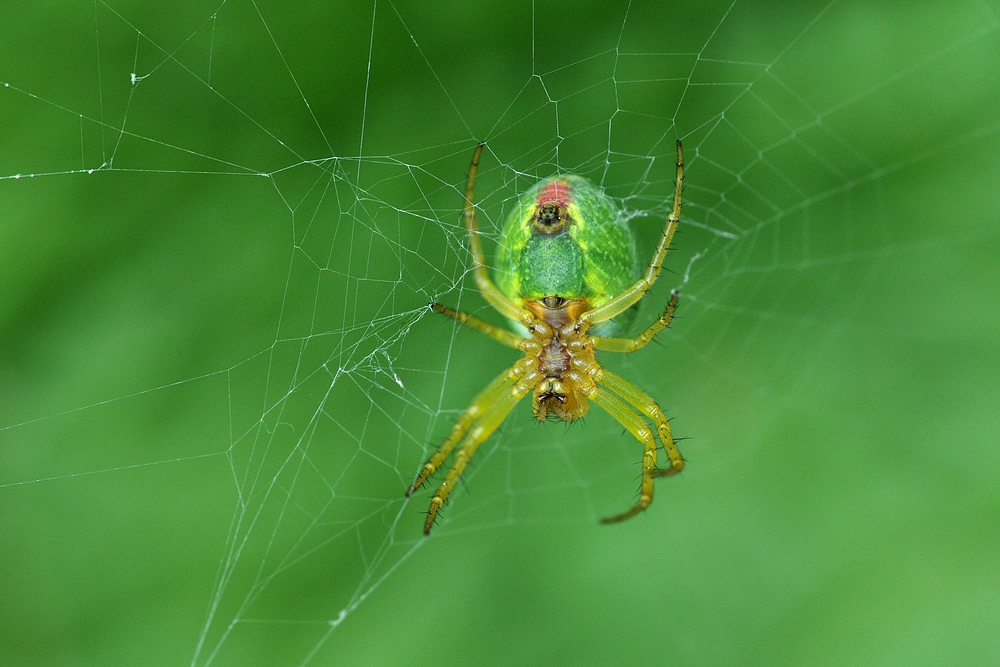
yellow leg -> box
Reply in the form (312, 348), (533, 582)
(589, 387), (660, 524)
(423, 380), (529, 534)
(430, 302), (527, 350)
(592, 290), (679, 353)
(462, 143), (528, 325)
(595, 369), (684, 477)
(583, 140), (683, 326)
(406, 363), (522, 497)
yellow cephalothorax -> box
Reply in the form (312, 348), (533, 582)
(408, 141), (686, 534)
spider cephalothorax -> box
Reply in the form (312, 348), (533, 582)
(523, 298), (594, 422)
(408, 141), (686, 534)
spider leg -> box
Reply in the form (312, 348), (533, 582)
(592, 290), (679, 353)
(430, 302), (526, 350)
(463, 143), (528, 325)
(589, 387), (661, 524)
(422, 377), (530, 534)
(406, 362), (523, 497)
(595, 369), (684, 478)
(582, 140), (683, 326)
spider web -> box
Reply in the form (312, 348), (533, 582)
(2, 1), (999, 665)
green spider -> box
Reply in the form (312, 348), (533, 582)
(407, 141), (685, 534)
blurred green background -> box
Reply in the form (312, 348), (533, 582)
(2, 1), (999, 665)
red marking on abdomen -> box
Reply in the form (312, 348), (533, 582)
(537, 180), (571, 207)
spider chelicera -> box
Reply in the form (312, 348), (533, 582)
(407, 140), (685, 534)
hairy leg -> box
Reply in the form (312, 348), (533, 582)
(589, 387), (661, 524)
(462, 143), (527, 325)
(595, 368), (684, 477)
(582, 140), (683, 326)
(406, 362), (523, 497)
(422, 379), (529, 534)
(592, 291), (679, 353)
(430, 302), (526, 350)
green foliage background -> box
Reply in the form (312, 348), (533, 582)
(2, 1), (999, 665)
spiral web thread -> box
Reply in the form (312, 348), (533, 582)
(1, 0), (997, 664)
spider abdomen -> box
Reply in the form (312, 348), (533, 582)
(520, 233), (584, 299)
(495, 175), (639, 335)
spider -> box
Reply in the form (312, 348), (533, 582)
(407, 140), (685, 534)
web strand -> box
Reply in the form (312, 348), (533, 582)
(1, 1), (997, 665)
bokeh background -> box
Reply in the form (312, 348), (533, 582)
(2, 1), (999, 665)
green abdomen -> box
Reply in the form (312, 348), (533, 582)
(519, 233), (584, 299)
(495, 174), (639, 334)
